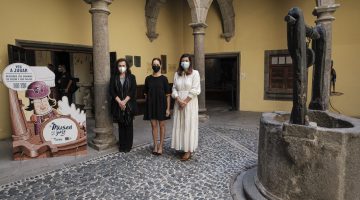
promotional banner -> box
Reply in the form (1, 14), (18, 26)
(2, 63), (87, 160)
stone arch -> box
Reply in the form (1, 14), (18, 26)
(215, 0), (235, 42)
(186, 0), (213, 23)
(145, 0), (235, 42)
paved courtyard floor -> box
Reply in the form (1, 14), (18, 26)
(0, 102), (261, 199)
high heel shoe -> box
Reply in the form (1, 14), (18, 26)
(157, 144), (163, 155)
(180, 152), (191, 161)
(152, 145), (158, 155)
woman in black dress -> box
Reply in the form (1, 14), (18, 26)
(110, 58), (137, 152)
(144, 58), (171, 155)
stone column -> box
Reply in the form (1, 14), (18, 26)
(313, 0), (339, 110)
(85, 0), (116, 150)
(190, 22), (208, 120)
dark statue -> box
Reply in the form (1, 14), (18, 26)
(285, 7), (320, 125)
(309, 25), (327, 110)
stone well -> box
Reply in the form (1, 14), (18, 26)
(238, 110), (360, 200)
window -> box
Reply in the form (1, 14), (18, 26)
(264, 50), (293, 100)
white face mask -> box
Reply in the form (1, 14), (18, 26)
(118, 66), (127, 73)
(181, 61), (190, 70)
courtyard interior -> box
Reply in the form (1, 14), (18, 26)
(0, 102), (260, 199)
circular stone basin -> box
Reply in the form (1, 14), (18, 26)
(254, 110), (360, 200)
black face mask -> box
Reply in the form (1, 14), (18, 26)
(152, 65), (161, 73)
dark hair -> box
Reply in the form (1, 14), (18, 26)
(114, 58), (132, 75)
(58, 64), (68, 75)
(152, 57), (162, 66)
(177, 53), (193, 76)
(25, 97), (56, 111)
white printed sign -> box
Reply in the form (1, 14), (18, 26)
(42, 117), (79, 145)
(1, 63), (35, 91)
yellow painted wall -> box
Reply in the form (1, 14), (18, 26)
(0, 0), (184, 139)
(1, 0), (359, 139)
(109, 0), (183, 85)
(182, 0), (360, 117)
(329, 0), (360, 117)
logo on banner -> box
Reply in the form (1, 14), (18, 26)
(2, 63), (35, 91)
(42, 117), (79, 145)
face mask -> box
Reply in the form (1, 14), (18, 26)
(152, 65), (161, 73)
(181, 61), (190, 70)
(118, 66), (127, 73)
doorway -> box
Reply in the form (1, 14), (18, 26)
(8, 40), (94, 109)
(53, 51), (71, 73)
(205, 53), (240, 111)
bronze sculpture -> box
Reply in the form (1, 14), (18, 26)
(309, 24), (327, 110)
(285, 7), (320, 125)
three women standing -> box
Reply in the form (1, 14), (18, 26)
(143, 58), (171, 155)
(110, 58), (137, 152)
(110, 54), (200, 160)
(171, 54), (201, 161)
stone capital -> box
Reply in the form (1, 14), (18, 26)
(189, 22), (208, 35)
(84, 0), (113, 4)
(313, 4), (340, 23)
(84, 0), (113, 15)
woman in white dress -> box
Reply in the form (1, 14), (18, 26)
(171, 54), (201, 161)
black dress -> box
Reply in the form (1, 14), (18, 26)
(143, 75), (171, 121)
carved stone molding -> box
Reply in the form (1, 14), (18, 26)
(190, 22), (208, 35)
(216, 0), (235, 42)
(313, 4), (340, 23)
(145, 0), (166, 42)
(84, 0), (112, 15)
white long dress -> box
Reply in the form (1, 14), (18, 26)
(171, 70), (201, 152)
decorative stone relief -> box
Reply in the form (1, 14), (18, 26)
(216, 0), (235, 42)
(145, 0), (166, 42)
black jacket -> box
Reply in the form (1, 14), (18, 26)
(109, 73), (137, 120)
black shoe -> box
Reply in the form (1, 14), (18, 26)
(125, 148), (131, 153)
(152, 145), (158, 155)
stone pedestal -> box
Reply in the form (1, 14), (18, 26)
(234, 110), (360, 200)
(190, 22), (209, 121)
(85, 0), (116, 150)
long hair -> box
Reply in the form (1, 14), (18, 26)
(177, 53), (193, 76)
(114, 58), (132, 76)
